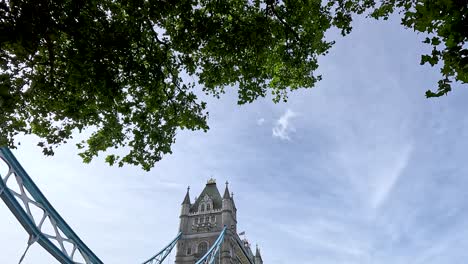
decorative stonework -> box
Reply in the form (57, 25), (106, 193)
(207, 178), (216, 184)
(176, 179), (262, 264)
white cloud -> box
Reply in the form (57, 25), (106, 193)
(3, 16), (468, 264)
(272, 109), (297, 140)
(274, 220), (369, 258)
(257, 118), (265, 126)
(369, 144), (412, 209)
(333, 139), (414, 212)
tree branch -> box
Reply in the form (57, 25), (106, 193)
(266, 2), (301, 43)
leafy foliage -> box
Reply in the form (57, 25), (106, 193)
(0, 0), (466, 170)
(328, 0), (467, 98)
(0, 0), (336, 170)
(368, 0), (468, 97)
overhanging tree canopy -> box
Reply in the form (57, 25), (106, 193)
(1, 0), (466, 170)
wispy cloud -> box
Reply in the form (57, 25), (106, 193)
(3, 15), (468, 264)
(370, 144), (413, 209)
(257, 118), (265, 126)
(272, 109), (297, 140)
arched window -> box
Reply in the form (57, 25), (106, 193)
(200, 203), (205, 212)
(187, 246), (192, 255)
(198, 242), (208, 256)
(206, 203), (211, 211)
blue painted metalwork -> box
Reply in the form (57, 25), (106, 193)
(0, 147), (103, 264)
(195, 226), (227, 264)
(142, 232), (181, 264)
(0, 147), (245, 264)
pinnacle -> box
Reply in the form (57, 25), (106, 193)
(255, 245), (262, 258)
(181, 186), (191, 205)
(223, 181), (231, 199)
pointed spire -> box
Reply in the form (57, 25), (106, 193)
(256, 244), (261, 257)
(182, 186), (191, 205)
(255, 244), (262, 262)
(223, 181), (231, 199)
(231, 192), (237, 208)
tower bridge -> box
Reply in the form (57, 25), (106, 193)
(175, 179), (263, 264)
(0, 147), (263, 264)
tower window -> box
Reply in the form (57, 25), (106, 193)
(187, 246), (192, 255)
(198, 242), (208, 256)
(207, 203), (211, 211)
(200, 204), (205, 212)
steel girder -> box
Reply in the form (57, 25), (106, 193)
(142, 232), (181, 264)
(0, 147), (103, 264)
(195, 226), (227, 264)
(0, 147), (233, 264)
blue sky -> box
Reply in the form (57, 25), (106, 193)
(2, 15), (468, 264)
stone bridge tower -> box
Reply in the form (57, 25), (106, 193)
(174, 179), (262, 264)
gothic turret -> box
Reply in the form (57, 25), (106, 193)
(179, 186), (191, 232)
(175, 179), (258, 264)
(182, 187), (191, 204)
(221, 181), (236, 233)
(223, 181), (231, 199)
(222, 181), (233, 211)
(255, 245), (263, 264)
(181, 186), (191, 213)
(231, 192), (237, 214)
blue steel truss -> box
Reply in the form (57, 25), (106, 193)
(195, 226), (227, 264)
(142, 232), (181, 264)
(0, 147), (233, 264)
(0, 147), (103, 264)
